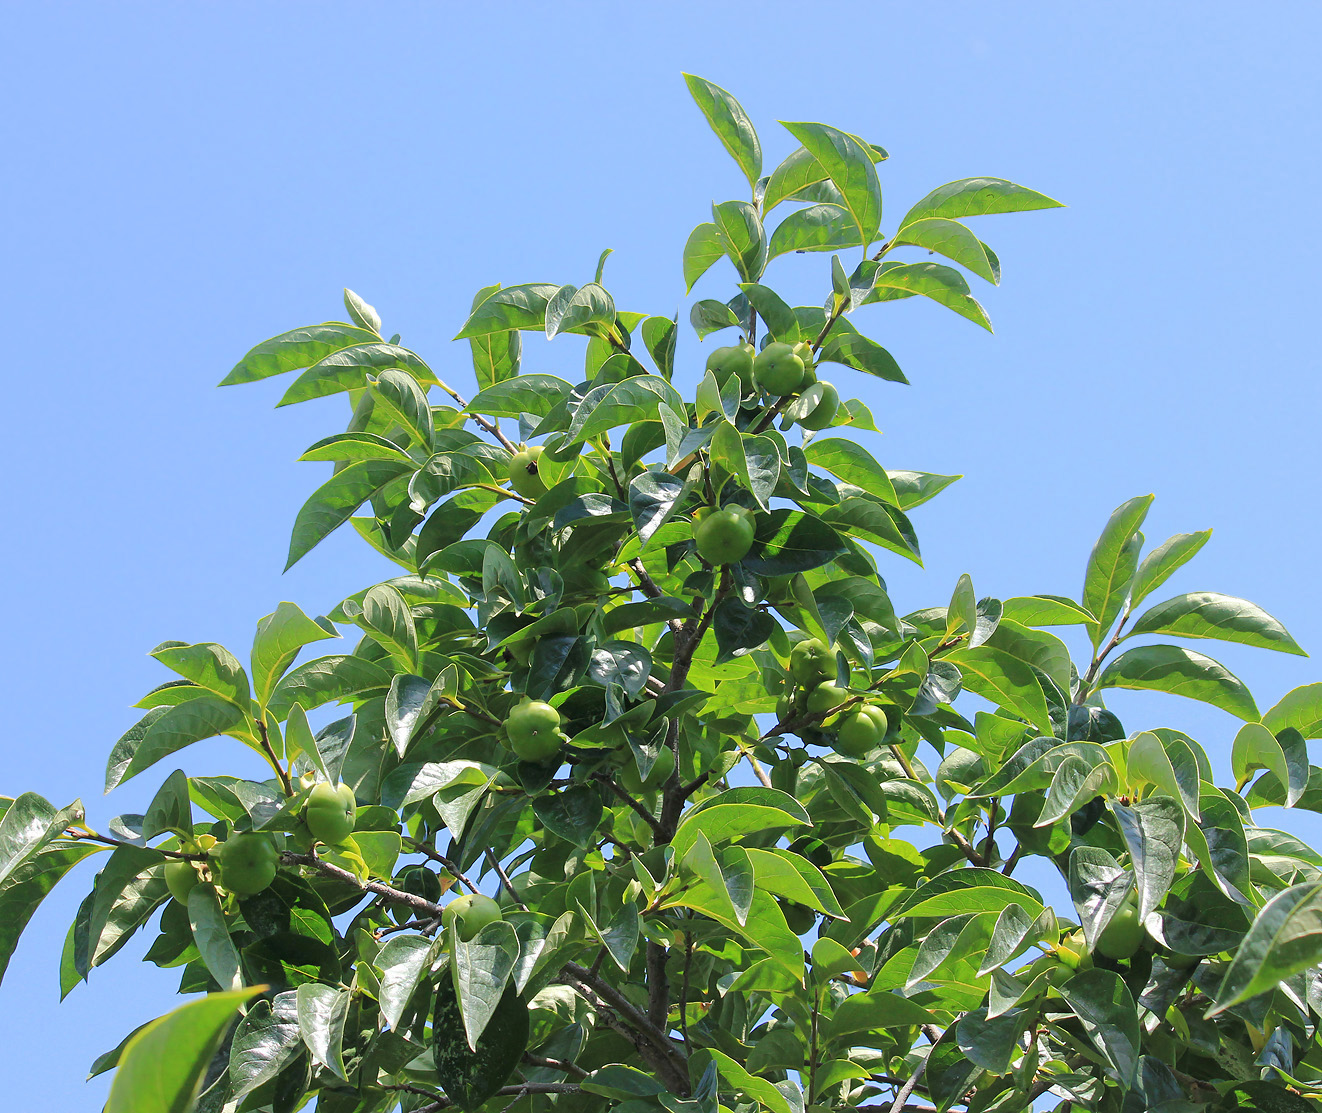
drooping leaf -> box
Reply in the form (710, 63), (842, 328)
(450, 919), (520, 1049)
(893, 217), (998, 284)
(1129, 592), (1305, 656)
(1211, 880), (1322, 1014)
(104, 987), (263, 1113)
(767, 204), (863, 260)
(220, 324), (380, 386)
(296, 983), (350, 1079)
(454, 283), (561, 339)
(864, 262), (992, 330)
(901, 177), (1064, 226)
(1097, 644), (1259, 721)
(285, 459), (415, 570)
(1130, 529), (1212, 608)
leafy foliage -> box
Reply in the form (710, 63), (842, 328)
(7, 75), (1322, 1113)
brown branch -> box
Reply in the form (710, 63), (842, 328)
(647, 940), (669, 1029)
(282, 850), (445, 917)
(257, 717), (294, 796)
(485, 849), (528, 911)
(406, 839), (482, 895)
(946, 828), (983, 868)
(523, 1054), (589, 1080)
(435, 377), (518, 453)
(65, 830), (209, 860)
(1002, 842), (1024, 876)
(600, 776), (663, 836)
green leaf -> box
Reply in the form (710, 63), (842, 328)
(803, 438), (898, 505)
(1082, 494), (1154, 645)
(745, 847), (845, 918)
(297, 431), (414, 465)
(106, 699), (247, 790)
(738, 283), (801, 342)
(817, 332), (907, 384)
(545, 282), (616, 340)
(285, 458), (415, 570)
(712, 200), (767, 283)
(672, 787), (810, 859)
(893, 217), (999, 283)
(266, 654), (392, 721)
(1097, 644), (1259, 721)
(104, 987), (263, 1113)
(582, 1064), (667, 1102)
(150, 642), (250, 710)
(469, 373), (573, 419)
(713, 597), (776, 664)
(1264, 683), (1322, 739)
(629, 467), (693, 549)
(896, 868), (1044, 920)
(823, 990), (937, 1044)
(373, 368), (435, 451)
(1112, 797), (1183, 921)
(767, 204), (863, 260)
(781, 122), (881, 246)
(0, 840), (101, 988)
(1129, 592), (1305, 656)
(901, 177), (1064, 226)
(864, 262), (992, 331)
(684, 223), (727, 292)
(343, 288), (381, 334)
(250, 602), (338, 711)
(141, 770), (192, 841)
(228, 991), (302, 1101)
(532, 785), (602, 848)
(376, 935), (439, 1030)
(296, 982), (350, 1079)
(1232, 723), (1297, 802)
(1210, 880), (1322, 1014)
(683, 74), (762, 190)
(566, 376), (686, 444)
(1000, 595), (1097, 627)
(641, 315), (677, 379)
(432, 980), (529, 1111)
(454, 283), (561, 339)
(220, 323), (380, 386)
(1058, 969), (1140, 1087)
(188, 885), (241, 992)
(278, 342), (437, 407)
(451, 919), (520, 1049)
(710, 423), (779, 509)
(357, 584), (418, 672)
(690, 298), (742, 339)
(743, 510), (847, 577)
(1130, 529), (1212, 608)
(707, 1048), (793, 1113)
(763, 145), (841, 212)
(944, 646), (1052, 734)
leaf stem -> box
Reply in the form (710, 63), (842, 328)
(257, 718), (294, 797)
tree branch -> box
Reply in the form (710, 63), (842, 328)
(257, 717), (294, 796)
(282, 850), (446, 918)
(64, 829), (209, 860)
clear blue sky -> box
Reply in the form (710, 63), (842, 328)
(2, 2), (1320, 1103)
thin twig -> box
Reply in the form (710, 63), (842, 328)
(282, 851), (445, 917)
(485, 849), (528, 911)
(523, 1054), (589, 1080)
(600, 776), (663, 836)
(64, 829), (209, 860)
(257, 718), (294, 796)
(406, 839), (482, 895)
(434, 377), (518, 452)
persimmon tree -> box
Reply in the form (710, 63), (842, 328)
(5, 74), (1322, 1113)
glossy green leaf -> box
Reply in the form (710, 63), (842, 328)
(433, 979), (529, 1111)
(738, 283), (801, 342)
(781, 122), (881, 246)
(188, 885), (241, 992)
(454, 283), (560, 339)
(893, 217), (998, 283)
(566, 376), (686, 444)
(712, 200), (767, 282)
(901, 177), (1064, 226)
(641, 315), (677, 379)
(1113, 797), (1182, 921)
(684, 222), (727, 292)
(944, 646), (1052, 733)
(266, 654), (391, 721)
(743, 509), (847, 576)
(141, 770), (192, 841)
(451, 919), (520, 1049)
(250, 602), (338, 711)
(1001, 595), (1097, 627)
(106, 699), (247, 791)
(1130, 529), (1212, 608)
(710, 423), (779, 510)
(823, 990), (937, 1044)
(1232, 723), (1300, 804)
(1263, 683), (1322, 739)
(1081, 494), (1153, 645)
(285, 458), (414, 570)
(803, 438), (898, 505)
(1211, 880), (1322, 1014)
(278, 342), (437, 406)
(228, 991), (302, 1101)
(672, 788), (810, 859)
(1097, 644), (1259, 721)
(150, 642), (249, 710)
(545, 282), (615, 340)
(629, 467), (693, 548)
(767, 204), (863, 260)
(296, 982), (350, 1079)
(690, 298), (742, 339)
(373, 367), (435, 450)
(713, 596), (776, 663)
(896, 868), (1043, 920)
(683, 74), (761, 190)
(357, 583), (418, 672)
(816, 331), (907, 384)
(105, 987), (263, 1113)
(864, 262), (992, 331)
(0, 840), (101, 988)
(1129, 592), (1305, 656)
(220, 323), (380, 386)
(1058, 969), (1140, 1087)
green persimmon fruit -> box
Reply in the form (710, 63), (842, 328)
(791, 341), (815, 377)
(790, 637), (835, 687)
(779, 900), (816, 935)
(305, 781), (357, 845)
(694, 507), (756, 565)
(165, 860), (200, 904)
(806, 683), (848, 716)
(505, 699), (564, 762)
(216, 833), (279, 899)
(1164, 949), (1201, 970)
(443, 892), (503, 941)
(1096, 902), (1144, 960)
(706, 344), (755, 386)
(507, 445), (547, 500)
(754, 342), (807, 396)
(796, 382), (840, 431)
(835, 705), (889, 757)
